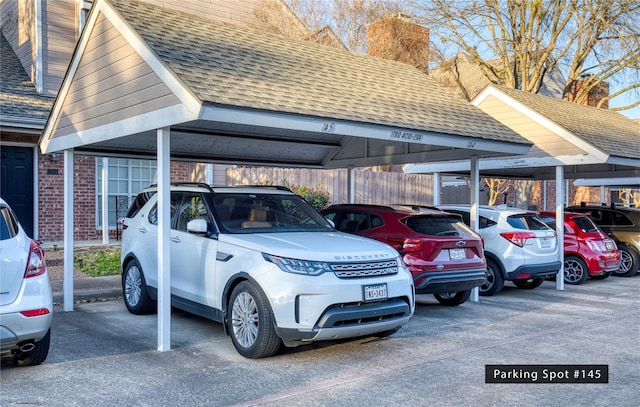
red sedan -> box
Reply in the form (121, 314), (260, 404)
(538, 211), (621, 284)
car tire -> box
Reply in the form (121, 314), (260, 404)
(14, 329), (50, 367)
(615, 245), (639, 277)
(513, 277), (544, 289)
(122, 259), (155, 315)
(480, 259), (504, 296)
(228, 281), (282, 358)
(563, 256), (589, 285)
(434, 290), (471, 306)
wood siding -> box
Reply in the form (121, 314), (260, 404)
(1, 0), (37, 83)
(226, 167), (435, 207)
(478, 95), (586, 156)
(51, 12), (180, 139)
(41, 0), (77, 96)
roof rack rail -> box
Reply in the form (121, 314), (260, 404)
(233, 185), (293, 192)
(148, 182), (214, 192)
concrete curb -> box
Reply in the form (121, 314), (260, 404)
(51, 275), (122, 304)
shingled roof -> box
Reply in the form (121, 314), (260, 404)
(494, 85), (640, 161)
(107, 0), (526, 145)
(0, 35), (53, 128)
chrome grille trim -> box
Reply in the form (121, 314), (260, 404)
(331, 260), (398, 278)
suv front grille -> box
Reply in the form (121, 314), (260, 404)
(331, 260), (398, 278)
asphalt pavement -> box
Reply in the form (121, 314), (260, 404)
(2, 274), (638, 407)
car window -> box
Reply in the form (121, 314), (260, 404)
(125, 191), (156, 218)
(176, 193), (209, 232)
(610, 211), (634, 226)
(586, 209), (613, 225)
(213, 193), (332, 233)
(0, 206), (19, 240)
(404, 215), (476, 236)
(479, 216), (497, 229)
(506, 214), (550, 231)
(572, 216), (599, 232)
(148, 192), (181, 227)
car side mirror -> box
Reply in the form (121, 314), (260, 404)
(187, 218), (208, 235)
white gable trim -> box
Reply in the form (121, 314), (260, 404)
(42, 104), (192, 153)
(40, 0), (201, 153)
(473, 86), (609, 162)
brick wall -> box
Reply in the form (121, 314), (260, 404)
(37, 155), (192, 242)
(367, 14), (429, 73)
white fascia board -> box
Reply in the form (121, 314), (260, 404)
(403, 154), (604, 174)
(1, 117), (47, 130)
(606, 156), (640, 167)
(473, 86), (609, 162)
(42, 104), (192, 153)
(41, 0), (201, 152)
(573, 177), (640, 187)
(200, 104), (532, 156)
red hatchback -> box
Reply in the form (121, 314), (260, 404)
(321, 204), (486, 306)
(538, 211), (620, 284)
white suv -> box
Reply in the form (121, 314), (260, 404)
(0, 198), (52, 366)
(120, 184), (414, 358)
(437, 205), (561, 296)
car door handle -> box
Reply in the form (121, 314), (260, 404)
(171, 236), (181, 243)
(138, 227), (147, 233)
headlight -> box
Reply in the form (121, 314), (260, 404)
(263, 253), (332, 276)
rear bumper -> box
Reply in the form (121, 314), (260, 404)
(0, 312), (52, 349)
(507, 261), (561, 280)
(413, 268), (486, 294)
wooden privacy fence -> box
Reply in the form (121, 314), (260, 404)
(226, 167), (435, 207)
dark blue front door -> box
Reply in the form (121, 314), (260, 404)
(0, 146), (34, 237)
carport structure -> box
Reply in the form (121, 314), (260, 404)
(406, 85), (640, 290)
(40, 0), (533, 351)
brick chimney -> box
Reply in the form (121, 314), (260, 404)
(567, 77), (609, 108)
(367, 13), (429, 73)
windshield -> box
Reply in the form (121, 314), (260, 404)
(209, 193), (334, 234)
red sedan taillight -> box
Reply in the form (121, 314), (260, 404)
(25, 240), (47, 278)
(386, 237), (424, 254)
(500, 231), (537, 248)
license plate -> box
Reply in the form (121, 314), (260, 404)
(363, 283), (387, 302)
(540, 237), (550, 248)
(449, 248), (466, 260)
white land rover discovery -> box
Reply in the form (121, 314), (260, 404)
(120, 184), (414, 358)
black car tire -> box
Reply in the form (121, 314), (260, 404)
(513, 277), (544, 289)
(615, 245), (639, 277)
(563, 256), (589, 285)
(434, 289), (472, 306)
(228, 281), (282, 359)
(14, 329), (50, 367)
(122, 259), (155, 315)
(480, 259), (504, 296)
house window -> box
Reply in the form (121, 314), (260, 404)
(96, 158), (157, 229)
(77, 0), (93, 35)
